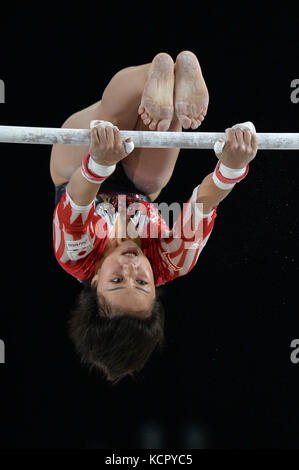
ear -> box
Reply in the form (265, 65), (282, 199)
(91, 273), (99, 288)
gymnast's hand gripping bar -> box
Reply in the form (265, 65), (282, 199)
(0, 126), (298, 150)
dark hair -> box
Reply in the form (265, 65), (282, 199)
(68, 282), (165, 384)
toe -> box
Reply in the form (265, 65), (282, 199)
(157, 119), (171, 132)
(175, 101), (193, 128)
(138, 104), (145, 115)
(191, 119), (201, 130)
(180, 116), (192, 129)
(149, 119), (158, 130)
(141, 112), (152, 126)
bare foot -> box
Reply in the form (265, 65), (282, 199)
(138, 53), (174, 132)
(174, 51), (209, 129)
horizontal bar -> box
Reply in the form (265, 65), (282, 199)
(0, 125), (299, 149)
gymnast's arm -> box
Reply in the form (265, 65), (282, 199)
(196, 128), (258, 213)
(66, 165), (102, 207)
(67, 124), (132, 206)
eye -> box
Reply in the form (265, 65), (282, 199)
(136, 280), (148, 285)
(111, 277), (123, 283)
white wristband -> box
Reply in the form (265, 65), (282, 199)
(212, 172), (236, 190)
(212, 162), (247, 190)
(219, 162), (247, 179)
(89, 157), (116, 177)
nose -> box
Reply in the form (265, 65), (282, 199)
(122, 258), (139, 276)
(122, 260), (137, 271)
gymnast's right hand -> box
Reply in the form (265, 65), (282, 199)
(89, 120), (134, 166)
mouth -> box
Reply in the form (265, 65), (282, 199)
(121, 248), (139, 256)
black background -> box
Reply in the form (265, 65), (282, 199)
(0, 4), (298, 450)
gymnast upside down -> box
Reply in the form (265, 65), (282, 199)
(50, 51), (258, 383)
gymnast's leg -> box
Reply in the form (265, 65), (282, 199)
(50, 51), (209, 201)
(121, 51), (209, 198)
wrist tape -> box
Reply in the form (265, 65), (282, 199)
(81, 153), (115, 184)
(212, 161), (249, 190)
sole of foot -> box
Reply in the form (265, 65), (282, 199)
(174, 50), (209, 129)
(138, 52), (175, 132)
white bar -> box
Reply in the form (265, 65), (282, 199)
(0, 125), (299, 149)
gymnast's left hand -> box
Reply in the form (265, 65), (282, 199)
(216, 128), (258, 169)
(89, 123), (134, 166)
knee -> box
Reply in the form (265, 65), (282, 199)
(133, 175), (169, 196)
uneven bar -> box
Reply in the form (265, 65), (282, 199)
(0, 126), (299, 150)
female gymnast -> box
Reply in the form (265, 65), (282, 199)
(50, 51), (258, 383)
